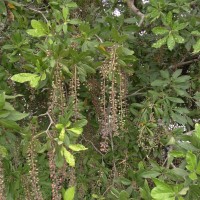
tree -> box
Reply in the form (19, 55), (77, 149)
(0, 0), (200, 199)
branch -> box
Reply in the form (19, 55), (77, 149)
(126, 87), (146, 98)
(183, 130), (193, 136)
(34, 111), (55, 139)
(95, 34), (103, 43)
(7, 1), (49, 23)
(82, 135), (104, 156)
(170, 55), (200, 69)
(25, 7), (48, 23)
(127, 0), (145, 27)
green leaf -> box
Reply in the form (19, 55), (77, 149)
(167, 34), (175, 51)
(11, 73), (40, 88)
(63, 186), (75, 200)
(2, 45), (14, 50)
(187, 185), (200, 199)
(61, 147), (75, 167)
(0, 145), (8, 158)
(69, 144), (88, 151)
(62, 7), (69, 20)
(174, 89), (189, 97)
(63, 24), (68, 33)
(27, 29), (43, 37)
(0, 111), (10, 118)
(196, 161), (200, 175)
(189, 172), (197, 180)
(119, 177), (132, 186)
(167, 97), (184, 103)
(178, 187), (189, 195)
(152, 36), (167, 48)
(66, 2), (78, 8)
(69, 19), (81, 25)
(124, 17), (137, 24)
(67, 127), (83, 135)
(151, 179), (175, 200)
(191, 30), (200, 36)
(119, 190), (129, 200)
(131, 103), (143, 108)
(173, 34), (185, 44)
(140, 180), (152, 200)
(27, 20), (49, 37)
(120, 47), (134, 55)
(30, 76), (41, 88)
(173, 22), (188, 31)
(0, 119), (20, 130)
(11, 73), (37, 83)
(175, 108), (189, 114)
(166, 136), (176, 145)
(56, 124), (64, 130)
(166, 12), (173, 25)
(172, 69), (182, 79)
(160, 70), (170, 79)
(5, 111), (29, 121)
(59, 128), (65, 142)
(81, 64), (96, 74)
(170, 168), (188, 177)
(178, 142), (198, 151)
(174, 75), (191, 83)
(151, 80), (166, 87)
(65, 121), (71, 128)
(186, 151), (197, 172)
(141, 170), (161, 178)
(55, 151), (64, 168)
(72, 119), (87, 128)
(194, 123), (200, 139)
(3, 102), (14, 111)
(171, 112), (187, 124)
(149, 5), (160, 18)
(0, 92), (5, 109)
(8, 1), (25, 7)
(193, 39), (200, 53)
(152, 27), (169, 35)
(92, 194), (99, 198)
(0, 1), (6, 15)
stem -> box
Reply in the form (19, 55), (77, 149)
(127, 0), (145, 27)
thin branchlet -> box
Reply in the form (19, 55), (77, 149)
(0, 158), (6, 200)
(99, 45), (128, 152)
(127, 0), (145, 26)
(27, 125), (44, 200)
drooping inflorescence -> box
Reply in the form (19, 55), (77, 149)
(0, 158), (6, 200)
(47, 62), (68, 200)
(27, 125), (44, 200)
(99, 45), (128, 152)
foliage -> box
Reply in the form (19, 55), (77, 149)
(0, 0), (200, 199)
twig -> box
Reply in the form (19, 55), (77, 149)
(32, 131), (46, 139)
(38, 112), (48, 117)
(46, 112), (54, 134)
(95, 34), (103, 43)
(26, 7), (48, 23)
(183, 130), (193, 136)
(126, 87), (146, 98)
(162, 156), (168, 167)
(35, 111), (55, 138)
(9, 1), (48, 23)
(82, 135), (104, 156)
(127, 0), (145, 27)
(170, 163), (176, 168)
(170, 55), (200, 69)
(103, 185), (113, 196)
